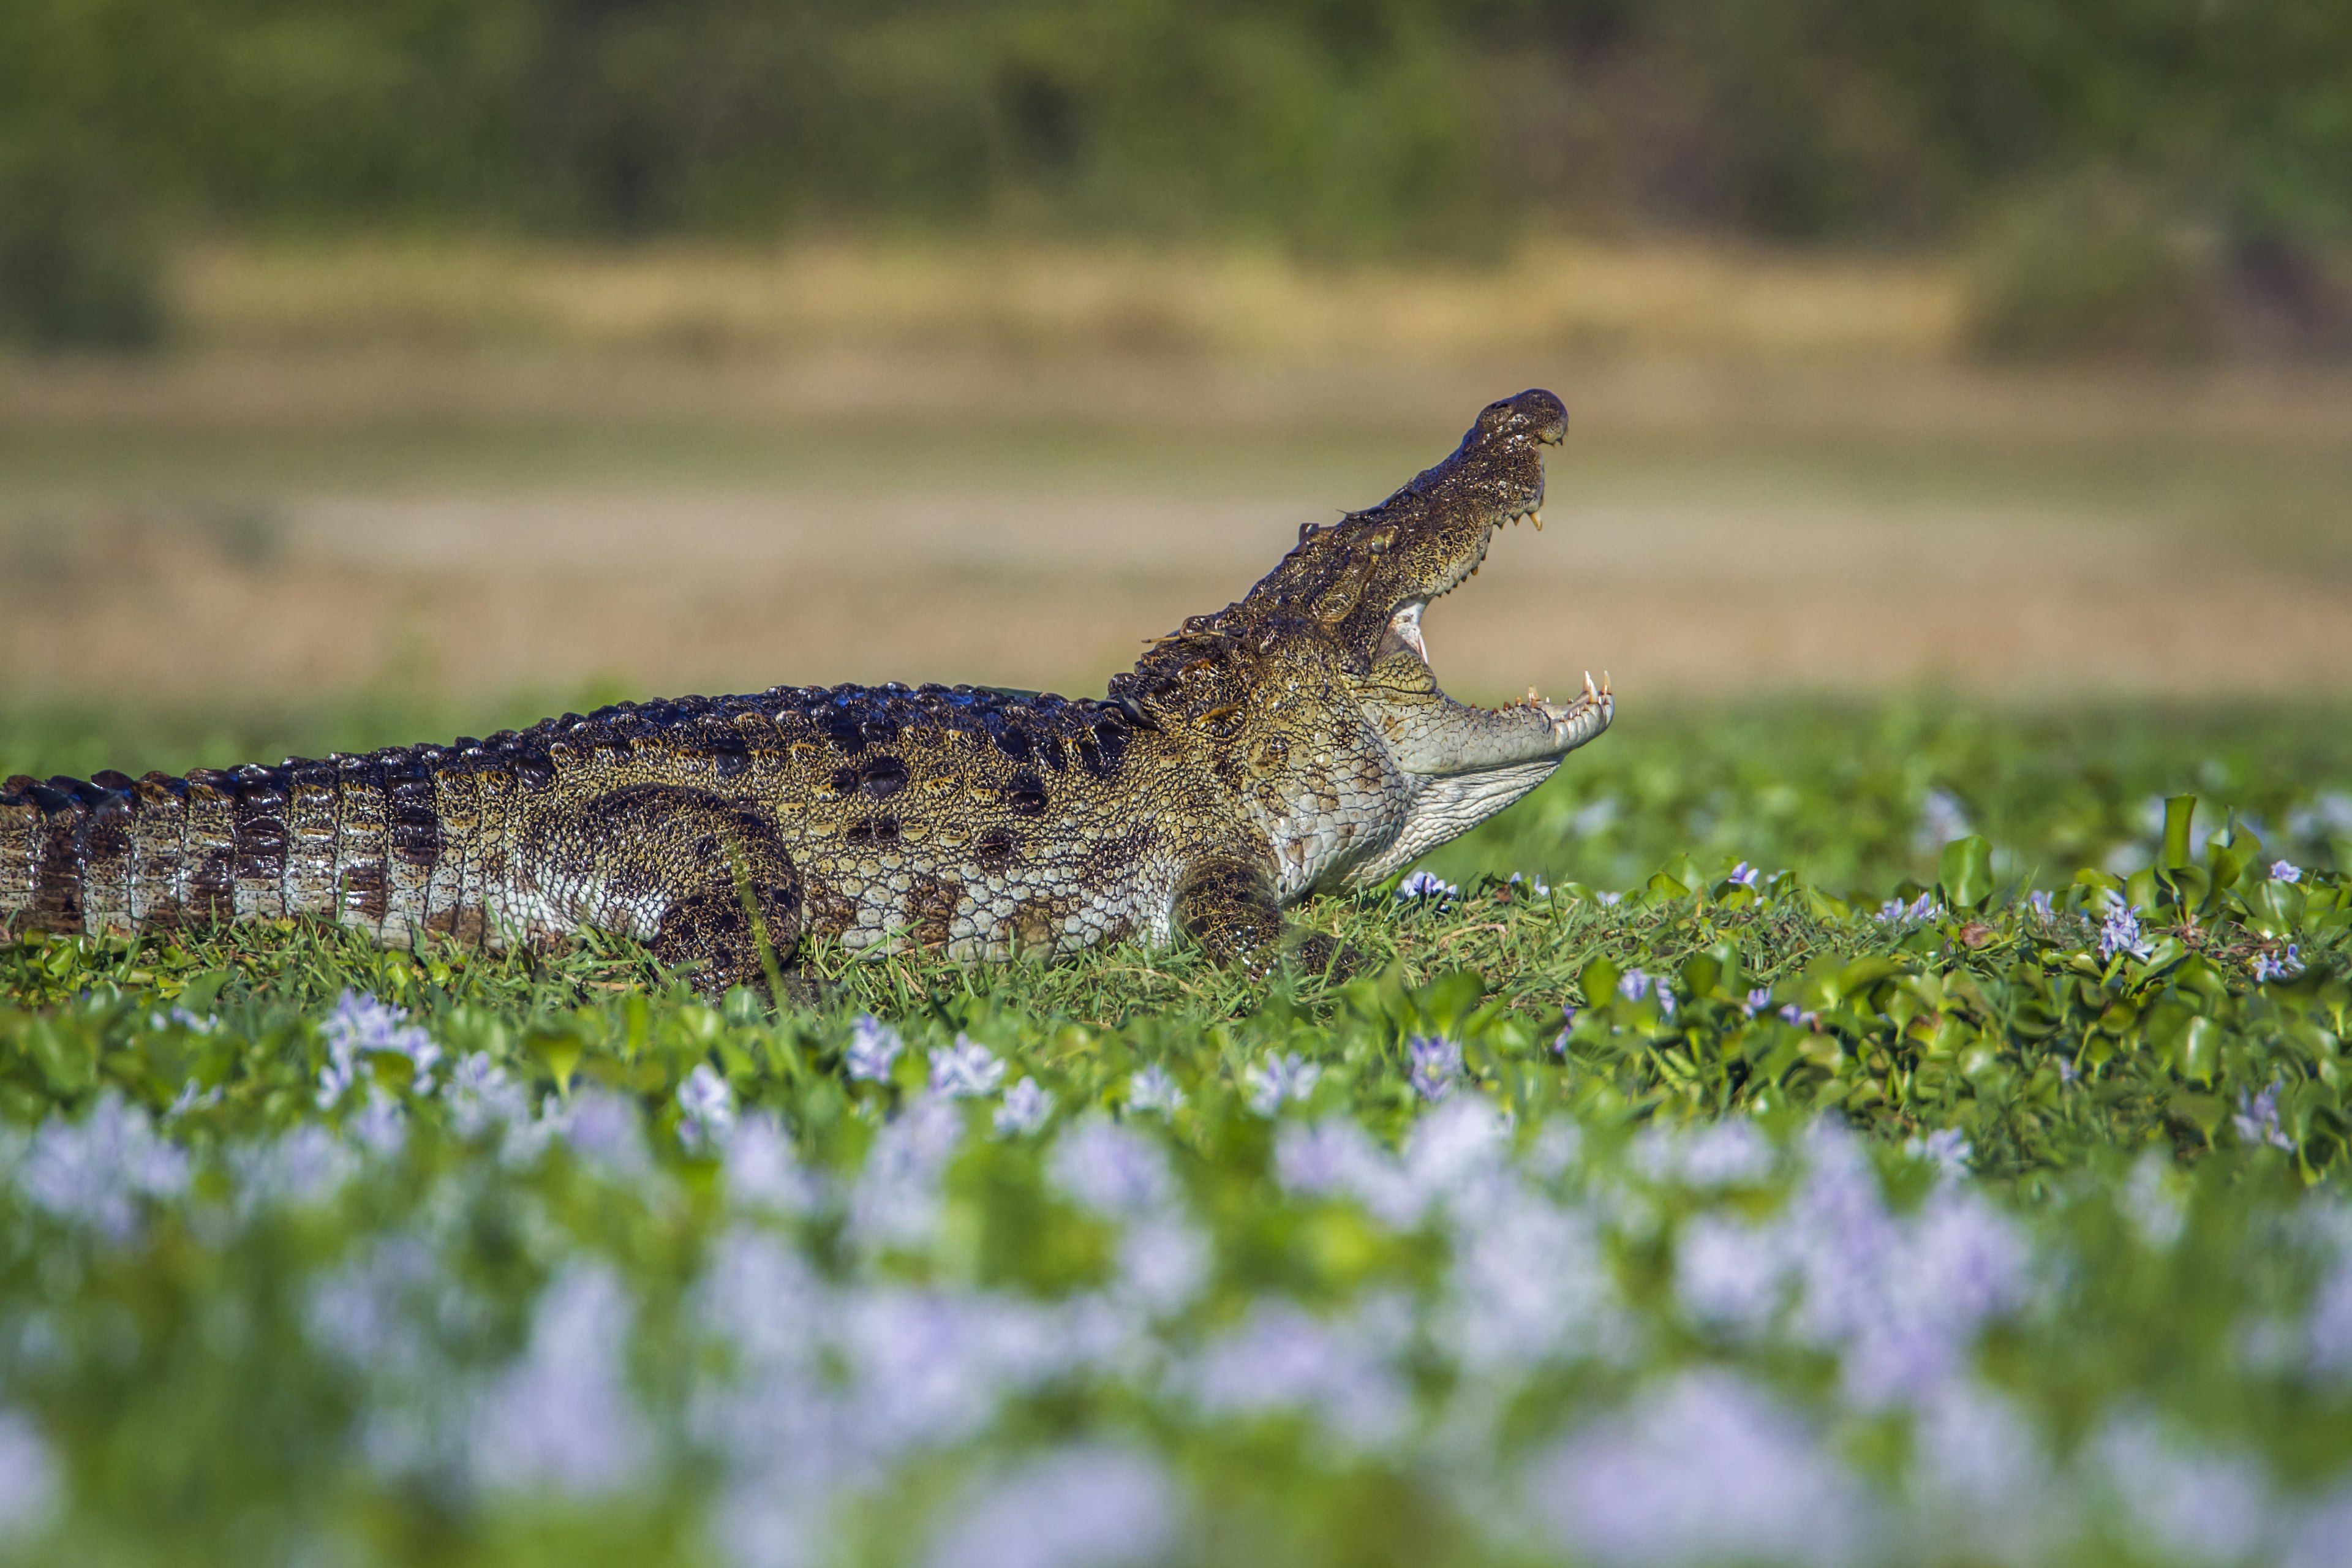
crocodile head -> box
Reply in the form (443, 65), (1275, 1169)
(1121, 387), (1613, 888)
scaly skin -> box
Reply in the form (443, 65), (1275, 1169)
(0, 390), (1613, 993)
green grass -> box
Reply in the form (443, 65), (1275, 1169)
(0, 695), (2350, 1566)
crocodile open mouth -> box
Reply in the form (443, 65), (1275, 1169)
(1372, 489), (1607, 721)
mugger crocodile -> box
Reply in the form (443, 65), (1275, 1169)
(1, 389), (1612, 993)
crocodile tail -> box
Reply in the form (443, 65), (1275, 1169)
(0, 772), (134, 938)
(1, 775), (50, 938)
(1, 729), (549, 951)
(0, 754), (372, 941)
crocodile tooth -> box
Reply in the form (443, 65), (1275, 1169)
(1531, 510), (1542, 530)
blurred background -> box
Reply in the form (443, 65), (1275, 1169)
(2, 0), (2350, 728)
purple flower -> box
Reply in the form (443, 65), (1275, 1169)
(0, 1410), (56, 1536)
(1125, 1065), (1185, 1115)
(845, 1015), (904, 1083)
(992, 1077), (1054, 1138)
(2094, 1414), (2269, 1564)
(2285, 1488), (2352, 1568)
(2308, 1242), (2352, 1377)
(722, 1114), (817, 1213)
(1245, 1052), (1321, 1117)
(306, 1233), (443, 1381)
(446, 1052), (530, 1140)
(1446, 1189), (1614, 1373)
(2253, 946), (2304, 983)
(1743, 987), (1773, 1016)
(1049, 1118), (1175, 1217)
(2023, 889), (2056, 923)
(1615, 968), (1678, 1016)
(2097, 900), (2153, 961)
(677, 1063), (736, 1150)
(851, 1095), (966, 1248)
(1771, 1126), (2028, 1409)
(921, 1446), (1181, 1568)
(2123, 1152), (2186, 1249)
(1904, 1128), (1973, 1183)
(1728, 862), (1760, 888)
(1408, 1035), (1463, 1102)
(1638, 1119), (1774, 1188)
(554, 1090), (651, 1181)
(1678, 1214), (1786, 1333)
(1509, 872), (1553, 896)
(473, 1264), (651, 1498)
(839, 1289), (1062, 1455)
(319, 990), (440, 1104)
(230, 1125), (359, 1216)
(2233, 1082), (2294, 1151)
(1907, 1385), (2056, 1559)
(1875, 893), (1942, 927)
(2272, 859), (2304, 884)
(1525, 1370), (1872, 1567)
(1275, 1117), (1383, 1202)
(930, 1036), (1005, 1099)
(18, 1091), (190, 1242)
(1915, 790), (1972, 855)
(1114, 1218), (1209, 1317)
(1395, 870), (1457, 903)
(1189, 1301), (1409, 1448)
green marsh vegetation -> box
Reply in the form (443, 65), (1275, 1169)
(0, 695), (2348, 1564)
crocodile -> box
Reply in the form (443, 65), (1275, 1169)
(1, 388), (1612, 993)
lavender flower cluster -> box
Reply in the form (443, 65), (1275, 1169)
(6, 1003), (2352, 1567)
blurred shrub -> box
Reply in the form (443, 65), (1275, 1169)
(0, 147), (165, 352)
(1964, 176), (2218, 360)
(1, 1), (2348, 284)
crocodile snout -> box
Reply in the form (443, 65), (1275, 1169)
(1470, 388), (1568, 447)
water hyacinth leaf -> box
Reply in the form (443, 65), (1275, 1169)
(1580, 957), (1621, 1012)
(2163, 794), (2198, 870)
(174, 971), (230, 1015)
(2247, 878), (2307, 937)
(2175, 1015), (2224, 1084)
(1412, 970), (1487, 1039)
(1936, 835), (1996, 911)
(2171, 1089), (2226, 1138)
(2130, 937), (2188, 983)
(1681, 951), (1723, 1000)
(1833, 956), (1901, 1006)
(2165, 864), (2212, 912)
(526, 1028), (586, 1095)
(2207, 835), (2255, 900)
(23, 1019), (96, 1095)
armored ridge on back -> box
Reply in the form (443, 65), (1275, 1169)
(1, 389), (1613, 994)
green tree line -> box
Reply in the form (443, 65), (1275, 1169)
(4, 0), (2349, 348)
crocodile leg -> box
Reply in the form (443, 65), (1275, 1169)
(1172, 851), (1350, 977)
(537, 784), (804, 998)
